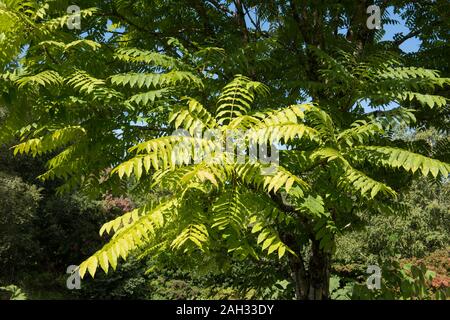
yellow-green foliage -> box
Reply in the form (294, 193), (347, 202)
(1, 1), (449, 280)
(74, 76), (449, 278)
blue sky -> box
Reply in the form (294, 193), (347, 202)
(360, 7), (421, 113)
(382, 7), (421, 53)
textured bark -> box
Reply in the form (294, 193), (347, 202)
(289, 253), (309, 300)
(288, 241), (332, 300)
(234, 0), (249, 43)
(346, 0), (377, 50)
(272, 178), (332, 300)
(308, 239), (331, 300)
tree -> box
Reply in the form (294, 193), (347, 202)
(1, 0), (449, 300)
(70, 73), (447, 299)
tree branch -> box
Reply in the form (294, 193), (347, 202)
(205, 0), (233, 16)
(233, 0), (249, 43)
(393, 29), (421, 47)
(191, 0), (215, 37)
(128, 125), (172, 133)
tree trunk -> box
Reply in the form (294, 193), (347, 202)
(307, 239), (331, 300)
(275, 197), (332, 300)
(289, 239), (331, 300)
(289, 254), (309, 300)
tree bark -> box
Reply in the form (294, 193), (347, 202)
(307, 239), (331, 300)
(286, 236), (332, 300)
(289, 252), (309, 300)
(272, 196), (332, 300)
(234, 0), (249, 43)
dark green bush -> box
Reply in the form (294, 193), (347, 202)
(0, 172), (41, 282)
